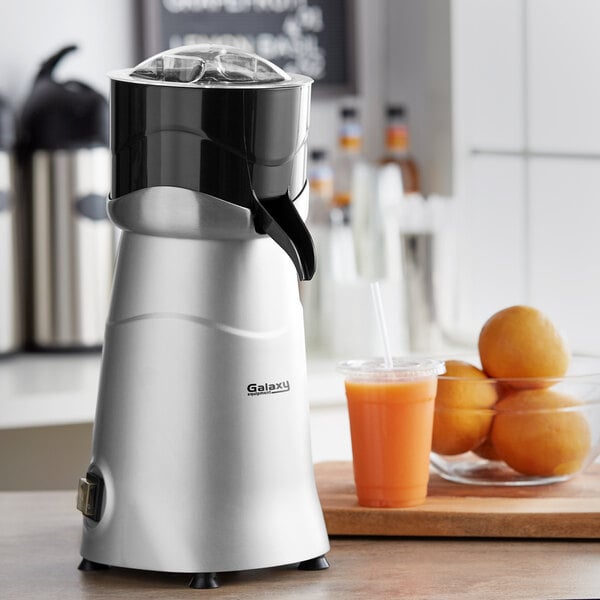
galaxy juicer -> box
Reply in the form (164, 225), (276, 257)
(77, 45), (329, 589)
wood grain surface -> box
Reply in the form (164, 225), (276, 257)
(316, 461), (600, 539)
(1, 490), (600, 599)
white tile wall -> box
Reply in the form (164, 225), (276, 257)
(453, 0), (600, 350)
(529, 158), (600, 353)
(452, 0), (525, 152)
(527, 0), (600, 154)
(454, 155), (527, 340)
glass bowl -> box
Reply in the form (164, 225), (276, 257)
(430, 355), (600, 486)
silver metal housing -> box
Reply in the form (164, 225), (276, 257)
(80, 186), (329, 573)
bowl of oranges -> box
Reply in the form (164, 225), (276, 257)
(430, 305), (600, 486)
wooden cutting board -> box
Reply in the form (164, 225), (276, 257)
(315, 461), (600, 539)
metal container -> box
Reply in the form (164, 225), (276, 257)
(0, 96), (22, 354)
(18, 46), (113, 349)
(401, 231), (443, 352)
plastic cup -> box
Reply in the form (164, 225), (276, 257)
(338, 358), (445, 508)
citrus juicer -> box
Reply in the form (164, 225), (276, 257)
(76, 45), (329, 589)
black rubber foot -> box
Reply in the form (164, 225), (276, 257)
(298, 555), (330, 571)
(189, 572), (219, 589)
(78, 558), (109, 571)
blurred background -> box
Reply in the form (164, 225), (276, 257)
(1, 0), (599, 486)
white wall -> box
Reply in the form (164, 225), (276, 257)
(0, 0), (137, 109)
(451, 0), (600, 352)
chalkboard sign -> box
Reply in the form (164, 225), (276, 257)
(138, 0), (356, 95)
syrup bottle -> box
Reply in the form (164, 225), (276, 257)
(333, 106), (363, 218)
(381, 104), (420, 196)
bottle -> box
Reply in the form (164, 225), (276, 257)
(327, 107), (409, 358)
(301, 149), (334, 354)
(381, 104), (420, 196)
(332, 106), (363, 218)
(307, 149), (334, 226)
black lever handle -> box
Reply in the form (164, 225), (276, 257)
(253, 188), (316, 281)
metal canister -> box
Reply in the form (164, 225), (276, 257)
(401, 231), (443, 352)
(18, 46), (113, 350)
(0, 96), (21, 354)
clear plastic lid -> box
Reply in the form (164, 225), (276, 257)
(130, 44), (291, 85)
(337, 358), (446, 381)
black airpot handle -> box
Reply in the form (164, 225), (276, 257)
(253, 188), (316, 281)
(36, 45), (78, 81)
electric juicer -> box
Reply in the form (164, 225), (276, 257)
(77, 45), (329, 589)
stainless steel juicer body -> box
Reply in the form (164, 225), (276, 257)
(78, 46), (329, 585)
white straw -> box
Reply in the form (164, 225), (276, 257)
(370, 281), (393, 369)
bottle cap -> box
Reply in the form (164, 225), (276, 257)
(387, 104), (406, 119)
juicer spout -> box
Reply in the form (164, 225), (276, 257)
(253, 189), (316, 281)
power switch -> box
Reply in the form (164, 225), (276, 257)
(77, 472), (104, 522)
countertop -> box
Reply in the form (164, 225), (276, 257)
(1, 490), (600, 599)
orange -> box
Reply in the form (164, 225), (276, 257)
(432, 360), (497, 455)
(478, 305), (570, 387)
(490, 389), (591, 477)
(473, 437), (502, 461)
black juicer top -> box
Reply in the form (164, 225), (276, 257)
(109, 45), (315, 280)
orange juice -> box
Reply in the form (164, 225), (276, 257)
(343, 368), (440, 508)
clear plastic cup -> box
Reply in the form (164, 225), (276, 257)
(338, 358), (445, 508)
